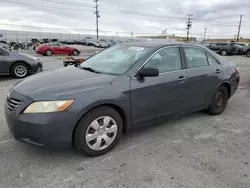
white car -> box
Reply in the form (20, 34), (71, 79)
(94, 41), (109, 48)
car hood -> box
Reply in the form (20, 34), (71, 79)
(13, 66), (116, 100)
(11, 52), (38, 61)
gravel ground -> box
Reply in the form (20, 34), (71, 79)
(0, 50), (250, 188)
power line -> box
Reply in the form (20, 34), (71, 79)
(2, 0), (94, 12)
(236, 15), (243, 42)
(2, 0), (245, 27)
(45, 0), (93, 7)
(94, 0), (100, 39)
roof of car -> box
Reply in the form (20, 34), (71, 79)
(120, 40), (204, 48)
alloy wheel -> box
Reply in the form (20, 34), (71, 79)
(85, 116), (118, 151)
(247, 51), (250, 57)
(221, 50), (227, 56)
(46, 50), (52, 56)
(73, 50), (78, 56)
(14, 65), (27, 77)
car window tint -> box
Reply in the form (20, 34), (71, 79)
(144, 47), (182, 73)
(207, 53), (219, 65)
(217, 43), (228, 47)
(58, 43), (65, 47)
(50, 43), (58, 47)
(183, 47), (208, 68)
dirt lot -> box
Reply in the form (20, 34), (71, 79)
(0, 50), (250, 188)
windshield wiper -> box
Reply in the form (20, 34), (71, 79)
(80, 67), (101, 74)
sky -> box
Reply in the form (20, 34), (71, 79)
(0, 0), (250, 39)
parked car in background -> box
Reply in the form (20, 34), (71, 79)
(231, 42), (248, 55)
(85, 39), (96, 46)
(201, 42), (211, 48)
(0, 42), (11, 51)
(5, 41), (239, 156)
(243, 44), (250, 57)
(233, 43), (250, 56)
(107, 40), (116, 47)
(36, 42), (80, 56)
(208, 42), (242, 56)
(0, 46), (42, 78)
(94, 40), (109, 48)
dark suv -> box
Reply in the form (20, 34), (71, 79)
(208, 42), (241, 56)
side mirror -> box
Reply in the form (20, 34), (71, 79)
(138, 67), (159, 77)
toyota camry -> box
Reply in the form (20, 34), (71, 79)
(5, 41), (240, 156)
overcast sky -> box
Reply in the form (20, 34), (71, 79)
(0, 0), (249, 39)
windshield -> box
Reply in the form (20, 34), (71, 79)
(80, 45), (150, 75)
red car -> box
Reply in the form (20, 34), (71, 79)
(36, 42), (80, 56)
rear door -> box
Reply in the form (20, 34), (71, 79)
(182, 46), (223, 110)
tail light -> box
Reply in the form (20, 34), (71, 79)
(235, 66), (240, 73)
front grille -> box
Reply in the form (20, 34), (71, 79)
(6, 98), (22, 112)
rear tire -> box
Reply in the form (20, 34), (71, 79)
(206, 85), (228, 115)
(74, 106), (123, 157)
(221, 50), (228, 56)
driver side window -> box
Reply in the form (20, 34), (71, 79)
(144, 47), (182, 73)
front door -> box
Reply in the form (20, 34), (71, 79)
(182, 46), (223, 110)
(130, 46), (188, 126)
(0, 48), (7, 73)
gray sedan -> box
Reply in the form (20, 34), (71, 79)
(0, 46), (43, 78)
(5, 41), (239, 156)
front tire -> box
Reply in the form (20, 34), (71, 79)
(246, 50), (250, 57)
(11, 63), (29, 78)
(74, 106), (123, 157)
(206, 85), (228, 115)
(45, 49), (52, 56)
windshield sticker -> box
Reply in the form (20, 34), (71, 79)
(128, 46), (145, 51)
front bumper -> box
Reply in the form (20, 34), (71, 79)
(30, 61), (43, 74)
(5, 90), (76, 149)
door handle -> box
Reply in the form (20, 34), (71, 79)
(178, 76), (185, 81)
(215, 69), (221, 74)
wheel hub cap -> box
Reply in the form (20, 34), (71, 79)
(214, 92), (224, 107)
(85, 116), (118, 151)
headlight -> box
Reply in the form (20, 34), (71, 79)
(23, 100), (74, 113)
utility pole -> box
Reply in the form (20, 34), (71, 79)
(161, 29), (167, 38)
(94, 0), (100, 40)
(204, 28), (207, 42)
(236, 14), (243, 42)
(186, 14), (193, 41)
